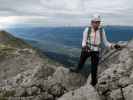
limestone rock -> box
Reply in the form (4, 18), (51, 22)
(53, 67), (86, 90)
(58, 85), (100, 100)
(123, 84), (133, 100)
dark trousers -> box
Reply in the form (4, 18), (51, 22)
(77, 50), (100, 85)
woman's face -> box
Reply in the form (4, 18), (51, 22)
(91, 21), (100, 29)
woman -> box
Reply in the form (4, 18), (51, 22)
(70, 14), (121, 86)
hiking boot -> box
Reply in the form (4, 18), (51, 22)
(69, 67), (80, 73)
(90, 79), (98, 87)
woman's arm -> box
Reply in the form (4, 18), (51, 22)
(82, 27), (88, 47)
(102, 28), (114, 49)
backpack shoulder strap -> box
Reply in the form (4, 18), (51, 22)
(87, 26), (91, 35)
(99, 27), (103, 34)
(87, 26), (91, 47)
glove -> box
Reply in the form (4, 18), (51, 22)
(82, 46), (90, 52)
(114, 44), (122, 50)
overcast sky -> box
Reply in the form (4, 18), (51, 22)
(0, 0), (133, 28)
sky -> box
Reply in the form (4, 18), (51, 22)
(0, 0), (133, 28)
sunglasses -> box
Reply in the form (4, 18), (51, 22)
(92, 21), (100, 24)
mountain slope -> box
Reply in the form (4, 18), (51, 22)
(0, 31), (86, 100)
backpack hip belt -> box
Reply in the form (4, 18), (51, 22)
(87, 42), (100, 47)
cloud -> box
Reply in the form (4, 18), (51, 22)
(0, 0), (133, 27)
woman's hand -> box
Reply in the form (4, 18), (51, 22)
(82, 46), (90, 52)
(114, 44), (122, 50)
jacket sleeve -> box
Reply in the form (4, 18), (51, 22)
(102, 28), (114, 48)
(82, 28), (88, 47)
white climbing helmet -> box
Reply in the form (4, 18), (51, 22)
(91, 14), (101, 22)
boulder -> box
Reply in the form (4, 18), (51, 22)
(53, 67), (87, 90)
(123, 84), (133, 100)
(58, 84), (100, 100)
